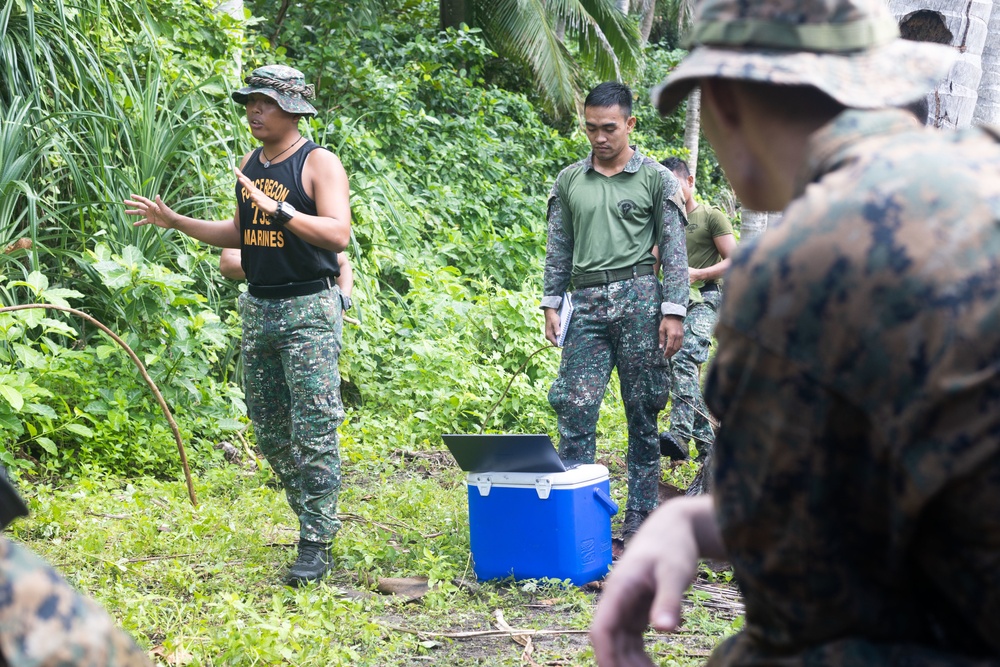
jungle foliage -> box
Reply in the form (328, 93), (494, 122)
(0, 0), (727, 481)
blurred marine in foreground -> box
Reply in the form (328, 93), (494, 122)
(591, 0), (1000, 664)
(0, 470), (152, 666)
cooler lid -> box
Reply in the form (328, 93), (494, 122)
(467, 463), (609, 497)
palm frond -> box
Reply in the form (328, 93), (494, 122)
(477, 0), (580, 116)
(560, 0), (643, 81)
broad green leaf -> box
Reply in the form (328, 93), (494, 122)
(35, 437), (57, 455)
(13, 343), (45, 369)
(39, 318), (78, 338)
(64, 423), (94, 438)
(216, 418), (247, 432)
(42, 288), (84, 308)
(25, 403), (57, 419)
(0, 386), (24, 411)
(26, 271), (49, 293)
(122, 245), (144, 267)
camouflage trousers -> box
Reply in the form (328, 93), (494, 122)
(239, 288), (345, 544)
(668, 289), (721, 458)
(548, 274), (670, 512)
(0, 536), (152, 666)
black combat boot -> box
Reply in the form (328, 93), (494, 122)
(285, 539), (333, 587)
(621, 509), (650, 547)
(659, 431), (689, 461)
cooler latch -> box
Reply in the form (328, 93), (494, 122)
(476, 477), (493, 496)
(534, 478), (552, 500)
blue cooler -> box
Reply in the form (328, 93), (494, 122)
(466, 464), (618, 585)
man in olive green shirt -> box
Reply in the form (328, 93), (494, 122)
(659, 157), (736, 466)
(541, 82), (688, 543)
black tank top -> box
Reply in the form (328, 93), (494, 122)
(237, 139), (341, 286)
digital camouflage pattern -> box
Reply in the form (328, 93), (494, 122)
(239, 288), (345, 544)
(543, 148), (687, 513)
(703, 108), (1000, 665)
(667, 288), (721, 458)
(549, 275), (669, 512)
(651, 0), (957, 115)
(232, 65), (318, 116)
(0, 537), (152, 666)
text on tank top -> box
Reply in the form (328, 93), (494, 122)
(237, 139), (341, 286)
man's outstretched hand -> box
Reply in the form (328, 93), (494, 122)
(124, 194), (177, 229)
(591, 496), (724, 667)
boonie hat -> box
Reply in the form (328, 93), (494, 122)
(652, 0), (958, 115)
(232, 64), (318, 116)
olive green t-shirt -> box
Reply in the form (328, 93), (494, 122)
(555, 155), (669, 277)
(686, 204), (733, 271)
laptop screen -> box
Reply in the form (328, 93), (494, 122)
(442, 434), (568, 473)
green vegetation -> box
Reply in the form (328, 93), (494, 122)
(0, 0), (740, 663)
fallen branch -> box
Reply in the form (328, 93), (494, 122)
(378, 623), (590, 640)
(0, 304), (197, 506)
(85, 510), (131, 520)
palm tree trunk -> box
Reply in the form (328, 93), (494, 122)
(740, 210), (780, 242)
(640, 0), (656, 42)
(890, 0), (992, 129)
(973, 0), (1000, 126)
(683, 86), (701, 181)
(617, 0), (630, 12)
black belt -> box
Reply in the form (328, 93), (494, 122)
(700, 282), (719, 293)
(574, 264), (655, 290)
(247, 277), (333, 299)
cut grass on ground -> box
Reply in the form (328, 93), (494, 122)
(11, 412), (741, 666)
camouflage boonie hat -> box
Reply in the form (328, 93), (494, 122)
(651, 0), (958, 115)
(232, 64), (318, 116)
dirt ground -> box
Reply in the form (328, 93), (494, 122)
(374, 580), (742, 666)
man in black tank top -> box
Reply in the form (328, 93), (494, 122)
(125, 65), (351, 587)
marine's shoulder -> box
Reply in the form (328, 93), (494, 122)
(557, 157), (590, 178)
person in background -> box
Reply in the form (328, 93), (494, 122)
(658, 157), (735, 468)
(126, 64), (350, 586)
(591, 0), (1000, 663)
(541, 81), (689, 545)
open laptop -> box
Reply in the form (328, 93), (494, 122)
(442, 434), (578, 473)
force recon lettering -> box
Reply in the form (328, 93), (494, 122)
(242, 177), (291, 228)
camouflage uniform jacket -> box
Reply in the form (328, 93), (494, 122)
(705, 109), (1000, 665)
(0, 537), (152, 666)
(541, 148), (688, 317)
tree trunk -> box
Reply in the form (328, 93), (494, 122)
(973, 0), (1000, 126)
(740, 210), (780, 241)
(683, 86), (701, 181)
(640, 0), (656, 42)
(441, 0), (472, 30)
(890, 0), (992, 129)
(617, 0), (630, 13)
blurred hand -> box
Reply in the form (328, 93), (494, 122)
(591, 497), (719, 667)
